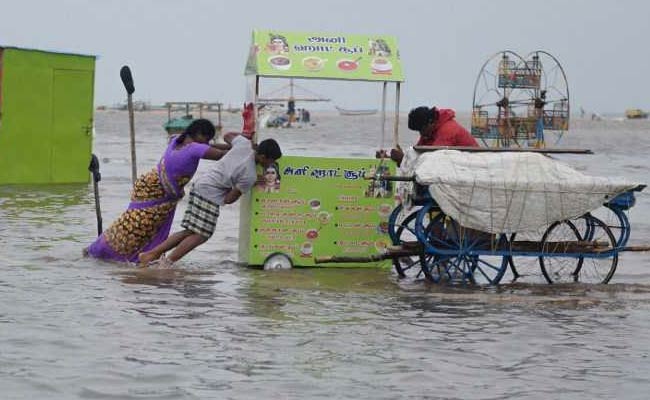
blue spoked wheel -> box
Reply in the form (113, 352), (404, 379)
(387, 204), (427, 279)
(504, 231), (550, 284)
(415, 205), (509, 285)
(540, 216), (618, 284)
(538, 220), (582, 283)
(577, 208), (630, 248)
(387, 204), (408, 245)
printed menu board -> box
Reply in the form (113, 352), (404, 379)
(241, 156), (395, 267)
(245, 30), (404, 82)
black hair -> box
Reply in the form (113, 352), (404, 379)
(407, 106), (438, 131)
(175, 118), (216, 144)
(256, 138), (282, 160)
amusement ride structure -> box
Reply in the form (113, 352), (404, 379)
(471, 50), (570, 148)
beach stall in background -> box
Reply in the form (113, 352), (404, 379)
(239, 30), (404, 269)
(0, 46), (95, 184)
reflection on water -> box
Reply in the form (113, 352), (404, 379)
(1, 111), (650, 399)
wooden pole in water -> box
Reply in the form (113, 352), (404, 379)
(120, 66), (137, 183)
(88, 154), (103, 236)
(127, 96), (137, 183)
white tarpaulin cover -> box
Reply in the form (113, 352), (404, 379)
(412, 150), (640, 234)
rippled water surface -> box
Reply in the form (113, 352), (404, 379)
(1, 111), (650, 399)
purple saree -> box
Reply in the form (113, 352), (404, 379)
(86, 138), (210, 263)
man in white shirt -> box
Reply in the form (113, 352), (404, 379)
(138, 133), (282, 266)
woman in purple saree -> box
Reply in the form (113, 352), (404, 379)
(85, 119), (226, 263)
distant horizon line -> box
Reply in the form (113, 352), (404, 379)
(94, 107), (638, 117)
(95, 103), (640, 116)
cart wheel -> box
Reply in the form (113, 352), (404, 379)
(417, 206), (508, 285)
(388, 204), (426, 278)
(263, 253), (293, 270)
(387, 204), (407, 244)
(539, 220), (583, 283)
(505, 231), (549, 283)
(603, 206), (630, 247)
(575, 208), (630, 248)
(470, 234), (510, 285)
(418, 212), (468, 283)
(574, 216), (618, 284)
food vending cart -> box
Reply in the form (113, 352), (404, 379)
(238, 30), (404, 269)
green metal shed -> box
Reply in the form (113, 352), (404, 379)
(0, 46), (96, 184)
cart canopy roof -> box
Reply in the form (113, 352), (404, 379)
(245, 30), (404, 82)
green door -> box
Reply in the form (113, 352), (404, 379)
(51, 69), (94, 183)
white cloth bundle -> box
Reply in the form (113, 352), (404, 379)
(413, 150), (640, 234)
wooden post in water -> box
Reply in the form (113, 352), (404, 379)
(120, 65), (137, 184)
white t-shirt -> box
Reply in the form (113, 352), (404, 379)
(192, 135), (257, 205)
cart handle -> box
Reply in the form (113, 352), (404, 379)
(364, 175), (415, 182)
(414, 146), (594, 154)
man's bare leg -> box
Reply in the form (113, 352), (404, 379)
(139, 230), (194, 266)
(166, 233), (208, 263)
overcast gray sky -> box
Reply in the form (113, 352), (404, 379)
(1, 0), (648, 113)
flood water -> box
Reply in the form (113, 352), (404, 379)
(1, 110), (650, 399)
